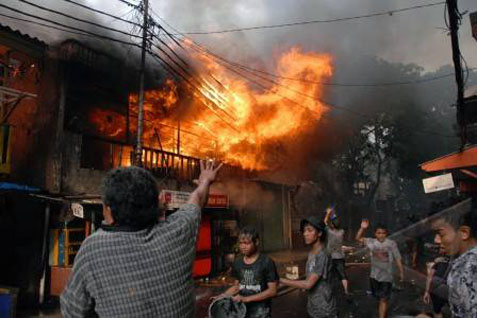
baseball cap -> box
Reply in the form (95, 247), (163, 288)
(300, 216), (326, 233)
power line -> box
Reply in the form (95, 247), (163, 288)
(1, 3), (455, 139)
(60, 0), (141, 27)
(0, 3), (142, 47)
(174, 33), (475, 87)
(0, 12), (98, 38)
(19, 0), (142, 40)
(146, 49), (239, 131)
(167, 30), (453, 121)
(151, 14), (426, 119)
(114, 0), (140, 9)
(175, 29), (457, 138)
(152, 9), (468, 88)
(149, 31), (189, 68)
(177, 1), (446, 35)
(1, 2), (240, 134)
(183, 40), (365, 118)
(14, 0), (470, 88)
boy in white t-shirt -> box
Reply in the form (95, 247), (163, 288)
(356, 219), (404, 318)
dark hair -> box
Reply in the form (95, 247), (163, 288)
(331, 217), (341, 229)
(239, 226), (259, 244)
(301, 218), (327, 243)
(375, 223), (388, 233)
(101, 166), (159, 229)
(432, 206), (476, 238)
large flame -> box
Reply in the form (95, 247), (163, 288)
(93, 46), (333, 170)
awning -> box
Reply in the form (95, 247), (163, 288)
(0, 182), (40, 192)
(420, 145), (477, 172)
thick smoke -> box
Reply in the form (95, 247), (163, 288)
(2, 0), (477, 181)
(159, 0), (477, 71)
(4, 0), (476, 70)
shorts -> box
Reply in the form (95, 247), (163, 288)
(369, 278), (392, 300)
(331, 259), (347, 280)
(430, 294), (447, 314)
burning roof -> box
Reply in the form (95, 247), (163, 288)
(0, 23), (47, 57)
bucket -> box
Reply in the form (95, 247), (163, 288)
(208, 296), (246, 318)
(0, 286), (18, 318)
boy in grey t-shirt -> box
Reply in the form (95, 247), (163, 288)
(324, 207), (349, 295)
(280, 216), (337, 318)
(356, 219), (404, 318)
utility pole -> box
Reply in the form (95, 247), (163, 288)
(446, 0), (466, 148)
(135, 0), (149, 166)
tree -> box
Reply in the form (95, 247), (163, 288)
(333, 113), (395, 206)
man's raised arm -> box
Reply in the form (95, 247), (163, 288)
(324, 208), (333, 227)
(187, 160), (223, 207)
(356, 219), (369, 245)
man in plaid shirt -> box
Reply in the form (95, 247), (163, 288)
(60, 161), (222, 318)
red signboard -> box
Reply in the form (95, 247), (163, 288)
(206, 194), (229, 208)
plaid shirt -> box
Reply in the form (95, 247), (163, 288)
(60, 204), (201, 318)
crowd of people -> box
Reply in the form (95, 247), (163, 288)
(60, 163), (477, 318)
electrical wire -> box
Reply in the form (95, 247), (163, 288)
(18, 0), (142, 39)
(1, 2), (458, 139)
(0, 3), (142, 47)
(177, 1), (446, 35)
(174, 33), (475, 88)
(153, 10), (470, 88)
(177, 26), (457, 138)
(60, 0), (141, 27)
(0, 12), (99, 38)
(114, 0), (140, 9)
(148, 13), (458, 138)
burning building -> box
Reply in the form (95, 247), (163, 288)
(0, 21), (336, 309)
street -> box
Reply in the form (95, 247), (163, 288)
(194, 264), (450, 318)
(16, 263), (451, 318)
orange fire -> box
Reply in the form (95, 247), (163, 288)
(93, 46), (333, 170)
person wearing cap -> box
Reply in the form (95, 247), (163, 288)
(324, 207), (350, 296)
(280, 216), (337, 318)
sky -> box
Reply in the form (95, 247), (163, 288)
(1, 0), (476, 73)
(152, 0), (477, 72)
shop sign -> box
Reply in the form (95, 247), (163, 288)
(160, 190), (190, 209)
(422, 173), (455, 194)
(160, 190), (229, 209)
(206, 194), (229, 208)
(71, 203), (84, 218)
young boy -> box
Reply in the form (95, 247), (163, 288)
(356, 219), (404, 318)
(216, 226), (278, 318)
(280, 216), (337, 318)
(324, 207), (350, 295)
(430, 202), (477, 318)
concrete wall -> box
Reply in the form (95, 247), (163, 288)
(237, 180), (291, 252)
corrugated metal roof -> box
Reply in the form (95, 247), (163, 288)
(0, 23), (47, 48)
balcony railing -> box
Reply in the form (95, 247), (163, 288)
(135, 147), (201, 182)
(80, 135), (201, 182)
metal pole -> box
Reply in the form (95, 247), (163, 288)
(135, 0), (149, 166)
(446, 0), (466, 148)
(39, 203), (51, 305)
(177, 120), (181, 155)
